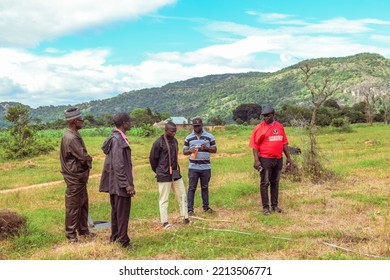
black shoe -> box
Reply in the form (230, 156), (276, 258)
(188, 210), (195, 216)
(263, 208), (271, 216)
(80, 232), (97, 239)
(204, 208), (215, 214)
(183, 218), (191, 224)
(123, 244), (136, 251)
(68, 237), (79, 243)
(272, 206), (283, 213)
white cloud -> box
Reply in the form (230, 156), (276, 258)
(301, 18), (373, 34)
(0, 48), (121, 106)
(0, 0), (177, 47)
(1, 6), (389, 108)
(371, 35), (390, 43)
(0, 48), (256, 108)
(247, 11), (307, 25)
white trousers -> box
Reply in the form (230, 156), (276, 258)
(158, 178), (189, 224)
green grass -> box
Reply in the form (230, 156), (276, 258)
(0, 124), (389, 260)
(332, 192), (389, 207)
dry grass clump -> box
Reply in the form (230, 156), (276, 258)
(0, 209), (26, 239)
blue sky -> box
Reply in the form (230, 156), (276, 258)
(1, 0), (389, 108)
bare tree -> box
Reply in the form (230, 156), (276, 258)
(358, 84), (380, 126)
(300, 63), (341, 181)
(378, 84), (390, 125)
(301, 64), (341, 128)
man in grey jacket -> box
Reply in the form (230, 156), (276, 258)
(99, 112), (135, 250)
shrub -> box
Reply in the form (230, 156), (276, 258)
(0, 135), (55, 159)
(0, 210), (26, 239)
(129, 125), (156, 137)
(331, 117), (353, 133)
(0, 105), (55, 160)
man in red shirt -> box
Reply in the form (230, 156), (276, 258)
(249, 107), (291, 215)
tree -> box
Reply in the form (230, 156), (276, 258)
(84, 114), (98, 127)
(323, 98), (340, 110)
(339, 104), (366, 124)
(96, 114), (114, 127)
(207, 115), (226, 126)
(316, 107), (334, 127)
(356, 82), (381, 126)
(130, 107), (168, 127)
(300, 63), (341, 181)
(131, 108), (155, 127)
(232, 103), (262, 124)
(278, 104), (311, 127)
(153, 111), (170, 123)
(0, 105), (54, 159)
(301, 64), (341, 128)
(378, 84), (390, 125)
(4, 104), (33, 143)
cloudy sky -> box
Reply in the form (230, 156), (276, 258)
(1, 0), (389, 108)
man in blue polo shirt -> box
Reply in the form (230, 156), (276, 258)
(183, 117), (217, 216)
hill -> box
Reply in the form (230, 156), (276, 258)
(1, 52), (389, 127)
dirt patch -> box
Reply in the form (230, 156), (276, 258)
(0, 164), (14, 171)
(0, 174), (101, 194)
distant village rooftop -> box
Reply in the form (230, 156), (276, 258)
(167, 117), (189, 125)
(152, 116), (190, 129)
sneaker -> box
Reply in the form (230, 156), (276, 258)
(204, 208), (215, 214)
(188, 210), (195, 216)
(263, 208), (271, 216)
(272, 206), (283, 213)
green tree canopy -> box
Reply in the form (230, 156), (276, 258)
(0, 105), (54, 159)
(232, 103), (262, 124)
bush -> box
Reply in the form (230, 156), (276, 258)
(331, 118), (346, 127)
(249, 118), (261, 126)
(331, 117), (353, 133)
(0, 210), (26, 239)
(0, 135), (55, 160)
(233, 103), (262, 124)
(129, 125), (156, 137)
(1, 104), (55, 160)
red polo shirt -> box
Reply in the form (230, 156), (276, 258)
(249, 121), (288, 159)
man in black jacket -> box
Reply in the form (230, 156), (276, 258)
(60, 107), (93, 243)
(100, 112), (135, 249)
(149, 122), (189, 229)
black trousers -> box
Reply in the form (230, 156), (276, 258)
(259, 157), (283, 209)
(65, 185), (89, 240)
(187, 169), (211, 211)
(110, 194), (131, 247)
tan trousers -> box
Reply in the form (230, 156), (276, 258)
(158, 178), (188, 224)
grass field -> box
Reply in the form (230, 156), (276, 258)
(0, 124), (389, 260)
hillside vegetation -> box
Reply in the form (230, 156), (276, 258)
(1, 52), (389, 127)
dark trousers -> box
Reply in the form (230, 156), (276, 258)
(187, 169), (211, 211)
(110, 194), (131, 247)
(65, 185), (89, 239)
(259, 157), (283, 209)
